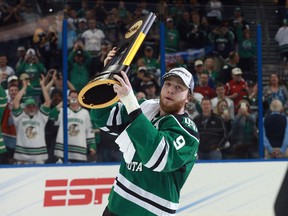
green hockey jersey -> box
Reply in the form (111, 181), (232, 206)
(90, 99), (199, 216)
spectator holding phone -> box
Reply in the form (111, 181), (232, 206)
(68, 41), (92, 92)
(16, 48), (46, 103)
(229, 99), (258, 159)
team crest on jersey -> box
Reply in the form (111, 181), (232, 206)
(182, 117), (198, 132)
(25, 126), (37, 139)
(69, 124), (80, 136)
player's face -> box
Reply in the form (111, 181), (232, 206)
(160, 76), (189, 114)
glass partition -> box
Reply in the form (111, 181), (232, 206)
(0, 0), (287, 166)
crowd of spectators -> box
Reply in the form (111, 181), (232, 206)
(0, 0), (287, 164)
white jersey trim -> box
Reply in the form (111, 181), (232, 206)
(114, 173), (178, 216)
(144, 137), (169, 172)
(170, 115), (199, 142)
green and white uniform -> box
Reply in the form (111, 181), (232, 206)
(91, 99), (199, 216)
(54, 107), (96, 161)
(12, 105), (50, 162)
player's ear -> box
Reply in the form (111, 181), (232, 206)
(186, 91), (193, 103)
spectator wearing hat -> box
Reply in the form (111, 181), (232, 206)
(12, 74), (51, 164)
(225, 67), (249, 107)
(18, 73), (35, 104)
(76, 18), (88, 38)
(7, 75), (18, 86)
(68, 41), (92, 92)
(165, 17), (180, 53)
(193, 59), (204, 83)
(236, 28), (257, 81)
(16, 48), (46, 102)
(138, 46), (160, 84)
(0, 54), (15, 89)
(6, 75), (19, 102)
(229, 7), (251, 34)
(219, 51), (240, 84)
(193, 59), (215, 89)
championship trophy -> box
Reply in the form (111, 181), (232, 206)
(78, 12), (157, 109)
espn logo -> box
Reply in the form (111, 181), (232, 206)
(44, 178), (114, 207)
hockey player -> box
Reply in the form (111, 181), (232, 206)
(91, 48), (199, 216)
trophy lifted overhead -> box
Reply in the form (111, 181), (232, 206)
(78, 12), (157, 109)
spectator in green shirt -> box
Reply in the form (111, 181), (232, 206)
(16, 48), (46, 102)
(68, 42), (92, 92)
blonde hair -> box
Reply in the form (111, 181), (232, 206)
(215, 99), (228, 114)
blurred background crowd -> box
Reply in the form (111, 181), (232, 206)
(0, 0), (288, 165)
